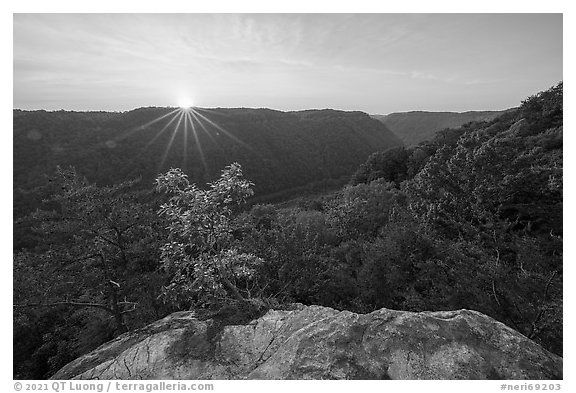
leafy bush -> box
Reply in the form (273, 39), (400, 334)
(155, 163), (263, 309)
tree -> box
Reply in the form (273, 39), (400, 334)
(14, 166), (162, 334)
(402, 84), (563, 354)
(520, 81), (562, 132)
(350, 146), (409, 186)
(155, 163), (263, 309)
(328, 179), (401, 238)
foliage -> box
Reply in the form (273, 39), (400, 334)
(13, 108), (402, 234)
(401, 82), (563, 352)
(520, 81), (563, 131)
(327, 180), (401, 238)
(155, 163), (263, 309)
(235, 82), (562, 355)
(13, 83), (563, 379)
(350, 146), (409, 186)
(13, 167), (168, 378)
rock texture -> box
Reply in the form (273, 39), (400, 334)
(51, 305), (562, 380)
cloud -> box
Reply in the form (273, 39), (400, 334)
(13, 14), (562, 112)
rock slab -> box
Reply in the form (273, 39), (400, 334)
(51, 305), (562, 380)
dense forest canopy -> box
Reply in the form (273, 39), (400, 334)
(13, 107), (401, 220)
(13, 83), (562, 379)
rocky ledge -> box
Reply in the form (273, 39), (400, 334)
(51, 304), (562, 380)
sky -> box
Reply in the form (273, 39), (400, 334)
(13, 13), (562, 114)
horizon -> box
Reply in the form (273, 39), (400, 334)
(14, 14), (562, 114)
(11, 104), (520, 116)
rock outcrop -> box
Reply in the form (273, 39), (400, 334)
(51, 305), (562, 380)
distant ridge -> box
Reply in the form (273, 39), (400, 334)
(372, 110), (511, 146)
(13, 107), (402, 217)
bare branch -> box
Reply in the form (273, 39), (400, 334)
(528, 309), (546, 339)
(118, 301), (139, 306)
(544, 270), (558, 300)
(109, 280), (121, 288)
(492, 280), (502, 308)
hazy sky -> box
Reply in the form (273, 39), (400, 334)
(13, 13), (562, 114)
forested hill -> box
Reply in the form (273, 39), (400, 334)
(348, 82), (562, 355)
(13, 107), (402, 216)
(13, 83), (562, 379)
(372, 110), (508, 146)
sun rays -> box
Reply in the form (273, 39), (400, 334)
(113, 105), (253, 177)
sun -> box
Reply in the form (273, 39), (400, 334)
(177, 97), (195, 110)
(123, 102), (252, 179)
